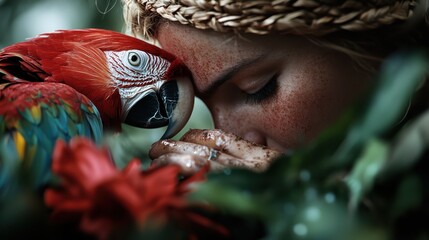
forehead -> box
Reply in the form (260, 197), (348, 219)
(156, 22), (266, 92)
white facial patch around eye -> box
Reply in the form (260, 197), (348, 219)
(105, 50), (170, 96)
(105, 50), (171, 117)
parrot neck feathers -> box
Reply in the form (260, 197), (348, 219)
(49, 44), (122, 128)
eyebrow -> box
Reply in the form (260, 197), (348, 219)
(199, 54), (266, 97)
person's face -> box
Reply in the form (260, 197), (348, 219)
(156, 22), (372, 152)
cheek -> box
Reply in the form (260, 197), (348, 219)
(206, 78), (344, 148)
(262, 67), (367, 147)
(263, 90), (318, 147)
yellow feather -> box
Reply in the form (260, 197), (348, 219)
(31, 105), (42, 124)
(13, 132), (26, 161)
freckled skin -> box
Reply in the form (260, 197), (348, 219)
(157, 22), (372, 151)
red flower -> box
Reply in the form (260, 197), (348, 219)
(44, 137), (228, 239)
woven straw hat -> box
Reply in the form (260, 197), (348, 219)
(123, 0), (417, 38)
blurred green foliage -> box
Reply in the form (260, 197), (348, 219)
(189, 50), (429, 240)
(0, 0), (123, 48)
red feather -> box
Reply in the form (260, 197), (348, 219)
(0, 28), (189, 130)
(0, 82), (96, 129)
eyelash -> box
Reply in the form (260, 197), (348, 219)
(245, 73), (278, 104)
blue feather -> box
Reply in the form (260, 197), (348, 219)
(82, 103), (103, 144)
(56, 106), (69, 133)
(0, 134), (20, 195)
(39, 109), (59, 141)
(0, 86), (104, 193)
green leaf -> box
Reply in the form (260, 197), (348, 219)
(189, 181), (268, 219)
(379, 109), (429, 180)
(389, 174), (423, 220)
(334, 50), (428, 165)
(346, 138), (388, 211)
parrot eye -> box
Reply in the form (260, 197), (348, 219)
(127, 52), (141, 66)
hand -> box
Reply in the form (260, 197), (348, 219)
(149, 129), (283, 175)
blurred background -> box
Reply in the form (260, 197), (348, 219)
(0, 0), (124, 48)
(0, 0), (213, 166)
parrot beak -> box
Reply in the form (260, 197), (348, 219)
(123, 76), (194, 139)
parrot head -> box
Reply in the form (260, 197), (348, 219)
(0, 28), (194, 139)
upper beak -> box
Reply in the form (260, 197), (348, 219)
(123, 76), (194, 139)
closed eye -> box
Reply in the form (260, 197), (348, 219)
(245, 73), (278, 104)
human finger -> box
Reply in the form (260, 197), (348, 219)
(151, 153), (220, 175)
(149, 139), (270, 172)
(180, 129), (282, 161)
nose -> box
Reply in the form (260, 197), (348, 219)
(211, 106), (267, 146)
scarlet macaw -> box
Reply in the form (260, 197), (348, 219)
(0, 28), (194, 190)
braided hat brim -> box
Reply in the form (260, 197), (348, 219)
(123, 0), (417, 37)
